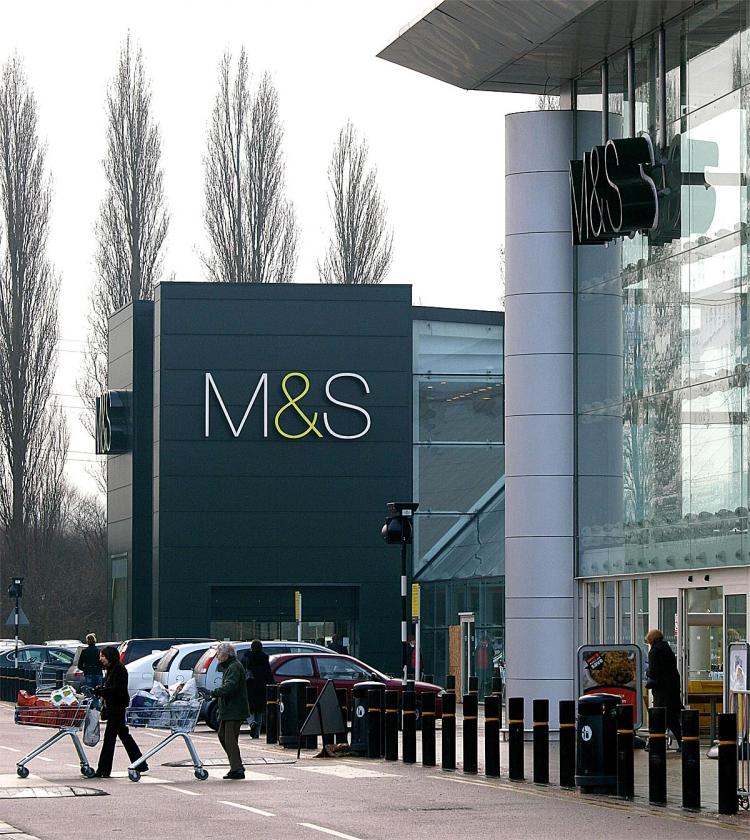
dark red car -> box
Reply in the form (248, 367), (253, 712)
(269, 652), (443, 714)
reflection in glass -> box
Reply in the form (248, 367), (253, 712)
(587, 583), (601, 644)
(619, 581), (632, 643)
(417, 377), (503, 443)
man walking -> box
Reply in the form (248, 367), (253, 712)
(211, 642), (249, 779)
(79, 634), (103, 688)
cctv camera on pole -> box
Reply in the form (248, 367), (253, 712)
(381, 502), (418, 683)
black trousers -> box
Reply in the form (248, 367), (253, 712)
(96, 709), (143, 775)
(653, 694), (683, 746)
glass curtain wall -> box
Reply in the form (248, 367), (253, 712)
(412, 318), (504, 686)
(577, 2), (750, 578)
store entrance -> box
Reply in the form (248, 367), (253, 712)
(679, 587), (724, 737)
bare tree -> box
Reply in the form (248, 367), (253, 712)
(0, 56), (66, 609)
(78, 36), (168, 457)
(318, 122), (393, 285)
(203, 51), (298, 283)
(536, 93), (560, 110)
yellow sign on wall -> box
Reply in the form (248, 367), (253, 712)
(294, 590), (302, 622)
(411, 583), (420, 621)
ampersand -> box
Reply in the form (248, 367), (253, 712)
(274, 372), (323, 439)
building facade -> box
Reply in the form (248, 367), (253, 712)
(382, 0), (750, 723)
(103, 283), (503, 677)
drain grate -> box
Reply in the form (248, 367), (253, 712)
(0, 786), (107, 799)
(163, 757), (295, 767)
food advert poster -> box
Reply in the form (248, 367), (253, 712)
(577, 645), (643, 728)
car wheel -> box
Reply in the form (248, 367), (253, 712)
(206, 700), (220, 731)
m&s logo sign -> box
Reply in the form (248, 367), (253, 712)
(204, 371), (371, 441)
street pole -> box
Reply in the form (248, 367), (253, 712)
(400, 527), (407, 683)
(14, 594), (19, 661)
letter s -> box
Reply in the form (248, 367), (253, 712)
(323, 373), (371, 440)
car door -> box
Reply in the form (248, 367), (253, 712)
(272, 656), (317, 690)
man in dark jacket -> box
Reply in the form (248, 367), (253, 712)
(93, 646), (146, 777)
(645, 628), (683, 747)
(242, 640), (275, 739)
(212, 642), (249, 779)
(79, 634), (103, 688)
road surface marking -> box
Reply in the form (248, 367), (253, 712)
(207, 768), (285, 781)
(37, 756), (54, 762)
(164, 785), (201, 796)
(0, 746), (20, 753)
(298, 765), (399, 779)
(299, 823), (363, 840)
(220, 800), (275, 817)
(109, 771), (169, 784)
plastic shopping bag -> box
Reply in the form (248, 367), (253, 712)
(50, 685), (77, 707)
(83, 707), (101, 746)
(175, 678), (197, 700)
(149, 681), (170, 704)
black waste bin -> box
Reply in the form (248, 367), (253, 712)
(351, 681), (385, 756)
(575, 692), (622, 793)
(278, 678), (311, 748)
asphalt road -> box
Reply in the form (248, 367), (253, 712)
(0, 703), (746, 840)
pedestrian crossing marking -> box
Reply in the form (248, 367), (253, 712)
(206, 768), (287, 781)
(0, 772), (45, 788)
(297, 766), (401, 779)
(109, 771), (169, 784)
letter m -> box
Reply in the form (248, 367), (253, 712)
(204, 372), (268, 438)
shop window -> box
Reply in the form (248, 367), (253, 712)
(604, 580), (616, 643)
(727, 593), (747, 642)
(587, 583), (601, 644)
(618, 581), (632, 643)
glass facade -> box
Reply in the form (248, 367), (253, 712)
(577, 1), (750, 580)
(412, 317), (504, 686)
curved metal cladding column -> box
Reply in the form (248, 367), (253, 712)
(504, 110), (604, 726)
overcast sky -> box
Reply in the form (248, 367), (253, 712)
(0, 1), (534, 494)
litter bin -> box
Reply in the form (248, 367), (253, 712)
(575, 692), (621, 793)
(278, 678), (310, 748)
(351, 681), (385, 756)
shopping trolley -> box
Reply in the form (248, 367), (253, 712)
(35, 664), (65, 695)
(14, 695), (96, 778)
(125, 699), (207, 782)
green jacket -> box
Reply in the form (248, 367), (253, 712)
(212, 656), (250, 721)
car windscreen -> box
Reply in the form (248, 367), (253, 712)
(155, 648), (179, 673)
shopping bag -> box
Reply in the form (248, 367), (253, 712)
(83, 706), (101, 746)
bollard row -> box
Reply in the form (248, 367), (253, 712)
(262, 686), (739, 814)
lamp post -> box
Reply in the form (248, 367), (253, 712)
(381, 502), (418, 683)
(7, 577), (23, 661)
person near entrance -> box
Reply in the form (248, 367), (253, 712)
(92, 647), (147, 777)
(242, 639), (274, 739)
(475, 634), (495, 698)
(328, 634), (348, 655)
(79, 633), (103, 688)
(211, 642), (249, 779)
(645, 628), (683, 748)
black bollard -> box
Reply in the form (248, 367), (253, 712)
(648, 706), (667, 805)
(559, 700), (576, 788)
(335, 688), (348, 744)
(265, 684), (279, 745)
(402, 689), (417, 764)
(718, 713), (738, 816)
(463, 693), (478, 774)
(615, 703), (634, 799)
(367, 688), (382, 758)
(533, 699), (549, 784)
(304, 686), (318, 750)
(491, 675), (503, 698)
(508, 697), (525, 781)
(442, 691), (456, 770)
(421, 692), (436, 767)
(384, 690), (399, 761)
(446, 674), (456, 693)
(681, 709), (700, 811)
(484, 695), (500, 778)
(468, 676), (479, 695)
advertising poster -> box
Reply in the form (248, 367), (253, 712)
(728, 642), (749, 695)
(577, 645), (643, 728)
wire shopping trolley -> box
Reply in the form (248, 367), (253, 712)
(14, 695), (96, 779)
(125, 699), (207, 782)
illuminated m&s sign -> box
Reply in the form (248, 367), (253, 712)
(204, 371), (371, 441)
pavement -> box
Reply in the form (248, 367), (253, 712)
(0, 701), (748, 840)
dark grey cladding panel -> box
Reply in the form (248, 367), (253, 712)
(160, 298), (411, 337)
(158, 475), (407, 513)
(159, 440), (411, 478)
(109, 353), (134, 391)
(157, 281), (411, 304)
(159, 334), (412, 372)
(160, 369), (410, 407)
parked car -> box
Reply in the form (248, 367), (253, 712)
(153, 643), (213, 689)
(63, 642), (119, 691)
(0, 638), (24, 650)
(0, 645), (75, 682)
(125, 651), (166, 697)
(45, 639), (82, 647)
(118, 637), (214, 666)
(194, 641), (330, 730)
(269, 652), (444, 713)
